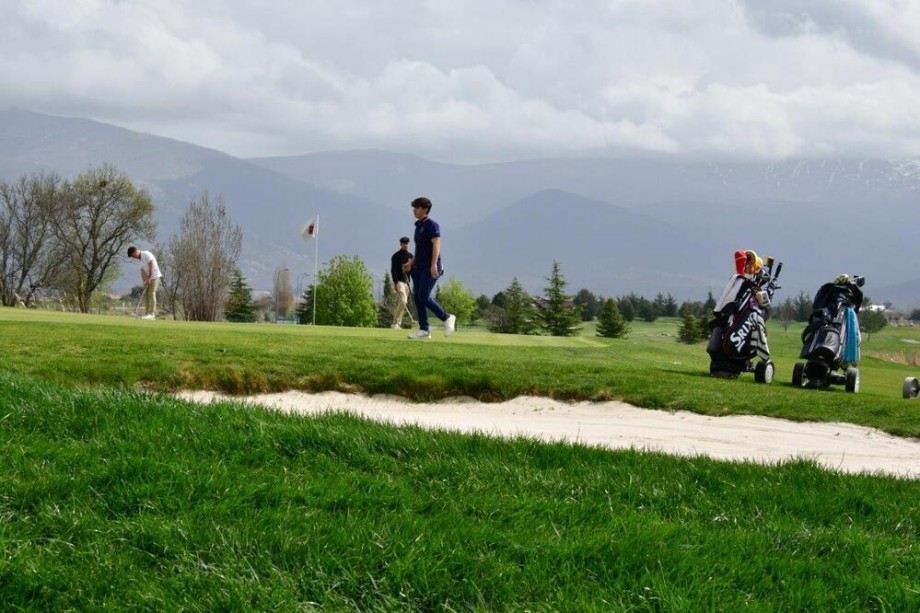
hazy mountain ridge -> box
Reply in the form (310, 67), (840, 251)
(253, 149), (920, 307)
(1, 109), (918, 308)
(0, 109), (404, 292)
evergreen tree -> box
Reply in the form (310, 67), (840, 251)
(296, 285), (314, 324)
(377, 271), (397, 327)
(537, 261), (581, 336)
(596, 298), (629, 338)
(663, 293), (678, 317)
(793, 290), (813, 321)
(703, 290), (716, 313)
(653, 293), (668, 317)
(573, 288), (600, 321)
(487, 278), (537, 334)
(859, 308), (888, 338)
(472, 294), (491, 325)
(637, 297), (659, 322)
(677, 312), (703, 344)
(224, 268), (256, 323)
(774, 296), (797, 331)
(617, 295), (636, 321)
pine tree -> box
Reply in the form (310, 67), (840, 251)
(537, 261), (581, 336)
(596, 298), (629, 338)
(487, 278), (537, 334)
(296, 285), (314, 324)
(677, 312), (702, 344)
(225, 268), (256, 323)
(377, 272), (396, 327)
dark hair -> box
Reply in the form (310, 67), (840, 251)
(127, 246), (138, 257)
(411, 196), (432, 211)
(399, 236), (410, 244)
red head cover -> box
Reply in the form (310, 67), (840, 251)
(734, 250), (747, 275)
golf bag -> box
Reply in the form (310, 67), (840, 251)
(792, 275), (864, 393)
(707, 255), (782, 382)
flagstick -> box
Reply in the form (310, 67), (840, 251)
(312, 214), (319, 326)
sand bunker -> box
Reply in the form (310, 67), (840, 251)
(177, 390), (920, 479)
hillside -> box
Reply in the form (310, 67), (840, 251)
(2, 109), (918, 307)
(0, 109), (402, 292)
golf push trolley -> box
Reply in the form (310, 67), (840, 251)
(792, 274), (865, 393)
(707, 251), (783, 383)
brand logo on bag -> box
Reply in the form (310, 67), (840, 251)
(730, 318), (754, 351)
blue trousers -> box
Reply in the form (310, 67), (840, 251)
(411, 271), (448, 331)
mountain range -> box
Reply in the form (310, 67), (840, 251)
(2, 108), (918, 309)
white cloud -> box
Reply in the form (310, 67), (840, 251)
(2, 0), (919, 161)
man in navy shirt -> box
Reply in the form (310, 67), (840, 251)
(406, 197), (455, 339)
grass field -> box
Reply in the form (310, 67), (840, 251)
(1, 308), (919, 609)
(2, 308), (919, 435)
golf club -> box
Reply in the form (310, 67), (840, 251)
(401, 280), (415, 324)
(133, 286), (146, 318)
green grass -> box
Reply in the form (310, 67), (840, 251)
(2, 308), (920, 609)
(2, 374), (918, 610)
(2, 308), (919, 436)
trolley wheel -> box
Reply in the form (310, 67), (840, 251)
(754, 360), (774, 384)
(845, 367), (860, 394)
(904, 377), (920, 399)
(792, 362), (805, 387)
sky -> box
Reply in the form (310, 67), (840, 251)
(3, 0), (920, 163)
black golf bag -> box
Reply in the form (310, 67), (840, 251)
(792, 276), (864, 393)
(707, 257), (782, 382)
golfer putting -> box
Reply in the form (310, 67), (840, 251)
(127, 245), (162, 320)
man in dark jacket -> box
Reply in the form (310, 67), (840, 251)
(390, 236), (413, 328)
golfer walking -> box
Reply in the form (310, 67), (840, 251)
(127, 246), (162, 320)
(406, 197), (455, 339)
(390, 236), (413, 329)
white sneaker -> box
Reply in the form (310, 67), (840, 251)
(444, 314), (456, 336)
(408, 329), (431, 340)
(391, 323), (400, 329)
(141, 314), (155, 320)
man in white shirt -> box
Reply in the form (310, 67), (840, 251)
(127, 246), (163, 319)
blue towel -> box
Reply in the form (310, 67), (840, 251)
(843, 307), (860, 364)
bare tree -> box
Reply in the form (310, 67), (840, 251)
(0, 172), (67, 306)
(51, 165), (156, 312)
(168, 191), (242, 321)
(272, 266), (293, 320)
(154, 240), (182, 319)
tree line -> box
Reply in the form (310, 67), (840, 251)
(1, 166), (241, 319)
(4, 165), (904, 335)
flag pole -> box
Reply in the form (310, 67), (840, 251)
(312, 214), (319, 326)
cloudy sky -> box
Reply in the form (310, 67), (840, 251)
(3, 0), (920, 162)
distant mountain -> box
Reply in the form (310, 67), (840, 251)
(0, 109), (404, 292)
(2, 109), (918, 308)
(250, 150), (920, 225)
(449, 189), (709, 298)
(253, 149), (920, 308)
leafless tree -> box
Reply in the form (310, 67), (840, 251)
(51, 165), (156, 313)
(0, 172), (67, 306)
(273, 266), (293, 320)
(168, 191), (242, 321)
(154, 240), (183, 319)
